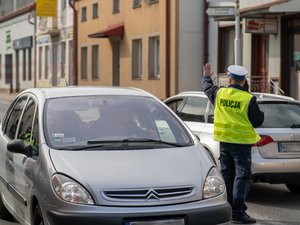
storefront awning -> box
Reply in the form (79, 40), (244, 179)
(88, 23), (124, 38)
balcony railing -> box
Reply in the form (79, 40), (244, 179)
(216, 74), (285, 95)
(38, 17), (59, 36)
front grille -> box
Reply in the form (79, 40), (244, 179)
(102, 186), (195, 202)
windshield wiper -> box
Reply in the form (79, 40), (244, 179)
(291, 124), (300, 128)
(56, 139), (188, 150)
(119, 138), (187, 147)
(87, 138), (187, 147)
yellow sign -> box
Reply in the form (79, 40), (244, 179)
(36, 0), (57, 17)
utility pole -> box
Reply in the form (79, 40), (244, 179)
(234, 0), (241, 65)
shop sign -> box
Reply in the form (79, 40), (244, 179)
(245, 18), (277, 34)
(36, 0), (57, 17)
(13, 36), (33, 50)
(6, 30), (12, 50)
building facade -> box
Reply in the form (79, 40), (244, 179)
(36, 0), (74, 87)
(0, 1), (35, 93)
(75, 0), (206, 99)
(207, 0), (300, 100)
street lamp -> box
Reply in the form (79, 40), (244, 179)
(234, 0), (241, 65)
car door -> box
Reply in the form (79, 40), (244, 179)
(0, 95), (28, 210)
(10, 96), (39, 221)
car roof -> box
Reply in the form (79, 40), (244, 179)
(20, 86), (153, 99)
(169, 91), (298, 103)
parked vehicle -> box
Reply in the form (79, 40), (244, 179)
(0, 87), (230, 225)
(164, 91), (300, 193)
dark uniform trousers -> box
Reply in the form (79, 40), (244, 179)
(220, 142), (252, 216)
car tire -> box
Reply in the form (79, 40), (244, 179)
(0, 194), (14, 221)
(33, 204), (44, 225)
(286, 183), (300, 194)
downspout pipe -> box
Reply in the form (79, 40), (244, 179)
(166, 0), (171, 98)
(69, 0), (78, 85)
(203, 0), (209, 64)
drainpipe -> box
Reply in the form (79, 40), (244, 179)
(203, 0), (209, 64)
(166, 0), (171, 98)
(69, 0), (78, 85)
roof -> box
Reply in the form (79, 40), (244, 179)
(171, 91), (297, 102)
(21, 86), (152, 99)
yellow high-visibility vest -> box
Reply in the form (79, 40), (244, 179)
(214, 88), (260, 144)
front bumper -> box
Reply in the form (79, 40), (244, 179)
(45, 201), (231, 225)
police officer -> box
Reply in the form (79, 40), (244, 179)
(202, 63), (264, 224)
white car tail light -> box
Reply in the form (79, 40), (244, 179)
(253, 135), (273, 147)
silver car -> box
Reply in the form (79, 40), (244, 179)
(0, 87), (230, 225)
(164, 91), (300, 194)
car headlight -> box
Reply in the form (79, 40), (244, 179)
(52, 174), (94, 205)
(203, 167), (225, 199)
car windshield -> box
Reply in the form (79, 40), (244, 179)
(258, 102), (300, 128)
(44, 96), (193, 150)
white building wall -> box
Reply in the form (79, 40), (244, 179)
(178, 0), (204, 92)
(0, 14), (35, 92)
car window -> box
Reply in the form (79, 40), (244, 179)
(44, 96), (193, 149)
(166, 99), (184, 113)
(259, 102), (300, 128)
(31, 110), (40, 157)
(4, 96), (28, 139)
(17, 98), (38, 154)
(178, 96), (208, 122)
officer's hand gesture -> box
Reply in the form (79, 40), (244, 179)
(203, 63), (213, 77)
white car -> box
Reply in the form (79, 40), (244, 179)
(164, 91), (300, 194)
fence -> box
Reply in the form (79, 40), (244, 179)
(216, 74), (284, 95)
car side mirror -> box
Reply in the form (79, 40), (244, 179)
(7, 139), (28, 155)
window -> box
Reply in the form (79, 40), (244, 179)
(17, 98), (36, 142)
(149, 36), (160, 78)
(45, 46), (49, 79)
(148, 0), (159, 4)
(69, 40), (73, 84)
(132, 39), (142, 78)
(81, 6), (87, 22)
(165, 99), (184, 114)
(81, 46), (88, 79)
(61, 42), (66, 78)
(23, 49), (26, 81)
(133, 0), (141, 8)
(38, 47), (42, 79)
(92, 3), (98, 19)
(178, 97), (208, 122)
(31, 108), (40, 157)
(219, 26), (235, 73)
(4, 96), (28, 139)
(92, 45), (99, 80)
(28, 48), (32, 81)
(113, 0), (120, 13)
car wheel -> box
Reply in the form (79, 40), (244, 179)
(33, 204), (44, 225)
(0, 194), (14, 220)
(286, 183), (300, 194)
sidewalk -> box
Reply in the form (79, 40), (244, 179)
(0, 92), (18, 103)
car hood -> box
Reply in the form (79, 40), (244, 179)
(49, 145), (211, 205)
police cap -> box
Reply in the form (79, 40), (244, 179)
(227, 65), (248, 80)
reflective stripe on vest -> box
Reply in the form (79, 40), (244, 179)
(214, 87), (260, 144)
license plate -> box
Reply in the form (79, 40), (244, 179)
(128, 219), (185, 225)
(278, 142), (300, 152)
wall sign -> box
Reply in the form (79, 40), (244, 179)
(245, 18), (278, 34)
